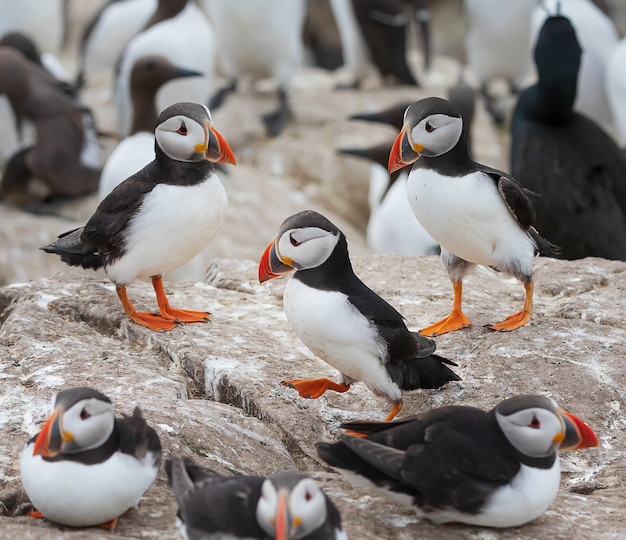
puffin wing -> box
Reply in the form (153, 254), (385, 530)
(482, 169), (536, 231)
(116, 407), (162, 467)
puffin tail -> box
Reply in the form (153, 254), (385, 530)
(41, 227), (103, 270)
(530, 227), (561, 258)
(387, 354), (461, 391)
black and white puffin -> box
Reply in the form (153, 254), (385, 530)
(316, 394), (598, 528)
(166, 456), (346, 539)
(388, 96), (558, 336)
(258, 210), (460, 422)
(42, 102), (236, 332)
(20, 387), (161, 529)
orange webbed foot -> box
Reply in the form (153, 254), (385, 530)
(129, 311), (180, 332)
(419, 311), (471, 337)
(487, 309), (531, 332)
(27, 510), (44, 519)
(281, 378), (350, 399)
(159, 307), (211, 324)
(97, 517), (118, 530)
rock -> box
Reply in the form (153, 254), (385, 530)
(1, 254), (625, 538)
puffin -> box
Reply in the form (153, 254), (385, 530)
(388, 96), (558, 335)
(42, 102), (236, 332)
(166, 456), (347, 539)
(258, 210), (460, 422)
(20, 387), (161, 529)
(511, 15), (626, 261)
(316, 394), (598, 528)
(202, 0), (306, 137)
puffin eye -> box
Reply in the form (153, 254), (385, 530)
(80, 408), (91, 420)
(289, 234), (301, 247)
(305, 490), (312, 501)
(177, 121), (188, 135)
(529, 416), (540, 429)
(425, 121), (435, 133)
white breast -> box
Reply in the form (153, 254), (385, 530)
(423, 460), (561, 527)
(20, 442), (159, 527)
(283, 278), (400, 401)
(105, 173), (227, 285)
(407, 168), (535, 273)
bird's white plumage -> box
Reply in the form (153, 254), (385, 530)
(98, 132), (155, 201)
(283, 278), (400, 401)
(0, 0), (65, 53)
(367, 166), (439, 256)
(407, 168), (535, 273)
(530, 0), (619, 137)
(105, 172), (227, 285)
(20, 442), (159, 527)
(115, 2), (216, 136)
(202, 0), (305, 88)
(606, 38), (626, 146)
(424, 461), (561, 527)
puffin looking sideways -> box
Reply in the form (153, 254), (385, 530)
(166, 456), (346, 539)
(316, 394), (598, 528)
(20, 387), (161, 529)
(258, 210), (460, 422)
(389, 97), (558, 336)
(42, 102), (236, 332)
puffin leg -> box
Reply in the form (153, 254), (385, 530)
(115, 285), (178, 331)
(488, 281), (533, 332)
(152, 276), (211, 324)
(27, 510), (44, 519)
(419, 281), (471, 336)
(383, 400), (403, 422)
(282, 378), (351, 399)
(97, 517), (118, 530)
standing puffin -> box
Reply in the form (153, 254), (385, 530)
(167, 456), (346, 539)
(388, 97), (558, 336)
(316, 394), (598, 528)
(258, 210), (460, 422)
(42, 102), (236, 332)
(20, 387), (161, 529)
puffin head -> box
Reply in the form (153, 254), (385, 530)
(258, 210), (343, 283)
(495, 394), (598, 458)
(32, 387), (115, 458)
(388, 97), (463, 173)
(256, 473), (329, 540)
(155, 102), (237, 165)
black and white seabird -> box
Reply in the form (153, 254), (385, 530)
(42, 102), (236, 332)
(166, 456), (346, 539)
(388, 96), (558, 335)
(316, 394), (598, 528)
(20, 387), (161, 529)
(511, 15), (626, 261)
(258, 210), (460, 422)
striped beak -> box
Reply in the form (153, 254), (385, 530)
(388, 123), (423, 173)
(258, 238), (294, 283)
(556, 408), (598, 450)
(198, 121), (237, 165)
(32, 407), (74, 458)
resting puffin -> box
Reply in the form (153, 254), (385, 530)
(388, 96), (558, 336)
(42, 102), (236, 332)
(258, 210), (460, 422)
(316, 394), (598, 528)
(166, 456), (346, 539)
(20, 387), (161, 529)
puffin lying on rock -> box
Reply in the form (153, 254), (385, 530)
(258, 210), (460, 422)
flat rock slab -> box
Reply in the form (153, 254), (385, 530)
(1, 255), (625, 539)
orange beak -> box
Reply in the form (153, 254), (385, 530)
(32, 408), (73, 458)
(258, 238), (294, 283)
(206, 124), (237, 165)
(557, 409), (599, 450)
(388, 123), (423, 173)
(274, 491), (290, 540)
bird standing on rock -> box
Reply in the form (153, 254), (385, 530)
(167, 456), (347, 539)
(42, 102), (236, 332)
(316, 394), (598, 528)
(258, 210), (460, 422)
(20, 387), (161, 529)
(389, 97), (558, 336)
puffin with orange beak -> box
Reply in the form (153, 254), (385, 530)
(388, 97), (557, 336)
(317, 394), (598, 528)
(20, 387), (161, 529)
(42, 102), (236, 331)
(258, 210), (459, 422)
(166, 456), (346, 539)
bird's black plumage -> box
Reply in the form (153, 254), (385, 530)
(510, 15), (626, 261)
(316, 403), (555, 515)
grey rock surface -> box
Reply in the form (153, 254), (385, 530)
(1, 255), (625, 538)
